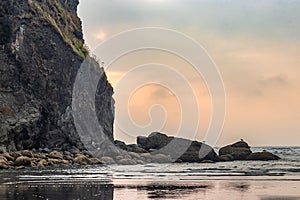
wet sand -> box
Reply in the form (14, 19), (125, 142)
(1, 155), (300, 200)
(0, 179), (299, 200)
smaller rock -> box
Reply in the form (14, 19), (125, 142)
(64, 155), (74, 162)
(89, 158), (102, 165)
(115, 155), (124, 161)
(247, 151), (281, 161)
(175, 159), (183, 163)
(21, 150), (33, 158)
(0, 156), (8, 164)
(140, 153), (152, 161)
(100, 156), (115, 164)
(37, 159), (48, 167)
(15, 166), (25, 170)
(135, 160), (146, 164)
(69, 147), (80, 154)
(31, 162), (37, 168)
(14, 156), (32, 166)
(49, 151), (64, 160)
(128, 152), (141, 159)
(35, 153), (47, 159)
(10, 152), (22, 159)
(220, 154), (235, 162)
(114, 140), (127, 150)
(219, 141), (252, 160)
(127, 144), (147, 153)
(118, 159), (137, 165)
(8, 161), (14, 166)
(200, 160), (215, 163)
(0, 164), (9, 169)
(2, 152), (14, 161)
(82, 150), (93, 158)
(0, 159), (9, 169)
(74, 154), (90, 165)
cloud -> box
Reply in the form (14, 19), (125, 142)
(93, 31), (107, 41)
(151, 87), (174, 99)
(259, 74), (288, 87)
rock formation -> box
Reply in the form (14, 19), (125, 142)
(219, 140), (252, 160)
(247, 151), (281, 161)
(137, 132), (219, 162)
(0, 150), (102, 170)
(219, 141), (280, 161)
(0, 0), (114, 152)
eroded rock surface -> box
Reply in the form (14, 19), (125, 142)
(0, 0), (114, 152)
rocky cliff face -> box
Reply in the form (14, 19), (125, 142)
(0, 0), (114, 152)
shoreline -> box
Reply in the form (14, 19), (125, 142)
(1, 174), (299, 200)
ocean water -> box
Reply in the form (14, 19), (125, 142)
(0, 146), (299, 200)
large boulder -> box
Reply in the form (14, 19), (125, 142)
(138, 132), (171, 150)
(137, 132), (219, 162)
(219, 141), (252, 160)
(176, 140), (219, 162)
(247, 151), (281, 161)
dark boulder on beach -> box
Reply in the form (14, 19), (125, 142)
(137, 132), (219, 162)
(219, 141), (252, 160)
(247, 151), (281, 161)
(137, 132), (171, 150)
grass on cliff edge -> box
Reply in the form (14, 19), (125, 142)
(29, 0), (89, 58)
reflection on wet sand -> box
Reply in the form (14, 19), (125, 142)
(115, 184), (212, 199)
(1, 175), (300, 200)
(226, 182), (250, 192)
(260, 196), (300, 200)
(0, 184), (114, 200)
(0, 181), (300, 200)
(0, 183), (213, 200)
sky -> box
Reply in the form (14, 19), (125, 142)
(78, 0), (300, 146)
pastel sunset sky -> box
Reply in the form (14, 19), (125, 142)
(78, 0), (300, 146)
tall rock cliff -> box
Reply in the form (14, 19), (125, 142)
(0, 0), (114, 152)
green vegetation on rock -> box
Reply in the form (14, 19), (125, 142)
(29, 0), (89, 58)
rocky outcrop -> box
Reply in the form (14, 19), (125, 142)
(247, 151), (280, 161)
(0, 0), (114, 152)
(219, 140), (252, 160)
(219, 141), (281, 161)
(0, 150), (103, 169)
(137, 132), (219, 162)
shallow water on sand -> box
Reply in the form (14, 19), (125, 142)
(0, 146), (299, 200)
